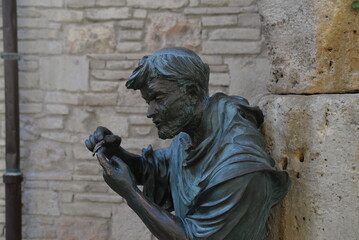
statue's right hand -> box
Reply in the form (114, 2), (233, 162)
(85, 126), (122, 154)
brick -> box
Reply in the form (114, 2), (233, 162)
(90, 81), (120, 92)
(92, 70), (132, 80)
(40, 56), (89, 91)
(19, 41), (62, 54)
(44, 92), (83, 105)
(18, 29), (58, 40)
(202, 16), (237, 26)
(41, 131), (80, 143)
(84, 93), (118, 106)
(128, 0), (188, 8)
(19, 72), (40, 88)
(58, 219), (109, 240)
(133, 9), (147, 18)
(36, 117), (63, 129)
(117, 42), (143, 52)
(90, 60), (106, 69)
(106, 60), (134, 70)
(74, 193), (122, 203)
(66, 24), (115, 54)
(75, 162), (102, 175)
(209, 28), (261, 40)
(67, 0), (95, 8)
(20, 90), (44, 103)
(19, 60), (39, 72)
(184, 7), (242, 15)
(18, 18), (61, 29)
(209, 73), (230, 86)
(20, 104), (42, 113)
(62, 203), (112, 218)
(202, 0), (255, 6)
(43, 9), (84, 22)
(86, 8), (131, 20)
(202, 41), (262, 54)
(18, 0), (64, 7)
(118, 20), (144, 29)
(96, 0), (126, 6)
(118, 30), (143, 41)
(24, 190), (60, 216)
(45, 104), (69, 115)
(238, 13), (261, 27)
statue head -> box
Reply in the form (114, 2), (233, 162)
(126, 47), (210, 139)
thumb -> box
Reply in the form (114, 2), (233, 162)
(104, 135), (122, 145)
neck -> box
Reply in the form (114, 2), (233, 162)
(185, 97), (208, 148)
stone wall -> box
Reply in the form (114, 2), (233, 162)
(258, 0), (359, 239)
(0, 0), (270, 239)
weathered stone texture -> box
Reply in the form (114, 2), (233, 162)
(145, 13), (201, 51)
(260, 94), (359, 240)
(58, 219), (110, 240)
(258, 0), (359, 94)
(127, 0), (188, 9)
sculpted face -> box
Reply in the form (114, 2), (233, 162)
(140, 78), (198, 139)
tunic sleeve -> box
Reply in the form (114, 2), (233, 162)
(182, 172), (273, 240)
(141, 145), (174, 211)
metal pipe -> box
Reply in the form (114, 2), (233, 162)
(2, 0), (23, 239)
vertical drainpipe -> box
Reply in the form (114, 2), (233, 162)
(1, 0), (23, 240)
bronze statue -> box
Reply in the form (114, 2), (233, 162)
(85, 47), (290, 240)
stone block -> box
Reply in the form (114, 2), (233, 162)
(133, 9), (147, 18)
(19, 41), (62, 54)
(36, 117), (64, 129)
(209, 73), (230, 86)
(84, 93), (118, 106)
(62, 203), (112, 218)
(58, 219), (109, 240)
(96, 0), (126, 6)
(95, 109), (129, 137)
(75, 162), (102, 175)
(201, 0), (255, 6)
(92, 70), (132, 80)
(145, 13), (201, 51)
(73, 144), (93, 160)
(127, 0), (188, 9)
(259, 94), (359, 240)
(19, 60), (38, 72)
(258, 0), (359, 93)
(117, 42), (143, 52)
(18, 18), (61, 29)
(202, 16), (237, 26)
(74, 193), (122, 203)
(184, 7), (241, 15)
(90, 60), (106, 69)
(238, 13), (261, 28)
(19, 90), (43, 103)
(41, 131), (79, 143)
(17, 8), (42, 18)
(19, 104), (42, 113)
(45, 104), (69, 115)
(26, 172), (72, 181)
(67, 0), (95, 8)
(90, 81), (120, 92)
(24, 218), (56, 239)
(19, 72), (39, 88)
(85, 8), (131, 20)
(118, 20), (145, 29)
(23, 190), (60, 216)
(209, 28), (260, 40)
(66, 24), (115, 54)
(117, 83), (147, 107)
(203, 41), (262, 54)
(66, 108), (96, 133)
(226, 57), (270, 104)
(41, 56), (89, 92)
(49, 181), (108, 193)
(111, 204), (152, 240)
(43, 9), (84, 22)
(118, 30), (143, 41)
(18, 0), (64, 7)
(106, 60), (134, 70)
(44, 92), (83, 105)
(18, 29), (58, 40)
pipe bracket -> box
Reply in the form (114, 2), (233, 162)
(3, 171), (23, 184)
(1, 52), (22, 61)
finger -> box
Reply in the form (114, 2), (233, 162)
(104, 135), (122, 145)
(96, 152), (111, 175)
(95, 126), (113, 141)
(89, 134), (96, 147)
(85, 139), (94, 151)
(110, 156), (128, 170)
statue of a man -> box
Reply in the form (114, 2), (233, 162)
(85, 47), (290, 240)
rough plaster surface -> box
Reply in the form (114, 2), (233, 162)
(258, 0), (359, 94)
(260, 94), (359, 240)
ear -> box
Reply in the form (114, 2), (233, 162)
(185, 85), (200, 104)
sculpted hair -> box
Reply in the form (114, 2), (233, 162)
(126, 47), (210, 98)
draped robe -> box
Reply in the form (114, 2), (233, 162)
(139, 93), (290, 240)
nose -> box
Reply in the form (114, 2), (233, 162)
(146, 102), (157, 118)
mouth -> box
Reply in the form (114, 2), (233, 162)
(153, 120), (161, 127)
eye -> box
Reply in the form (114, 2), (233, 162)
(154, 95), (165, 102)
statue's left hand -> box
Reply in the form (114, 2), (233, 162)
(96, 151), (137, 198)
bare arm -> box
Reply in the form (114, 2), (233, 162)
(97, 153), (189, 240)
